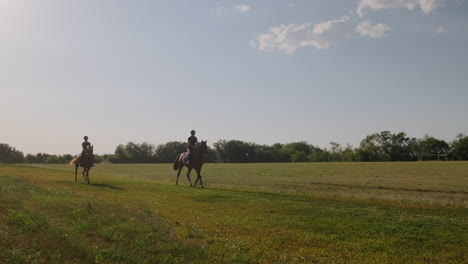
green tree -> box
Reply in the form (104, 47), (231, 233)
(329, 142), (343, 161)
(25, 154), (37, 163)
(358, 131), (417, 161)
(222, 140), (256, 163)
(203, 146), (217, 163)
(111, 142), (156, 163)
(291, 151), (308, 162)
(154, 141), (186, 163)
(308, 150), (330, 162)
(34, 153), (49, 163)
(451, 133), (468, 160)
(255, 144), (286, 162)
(417, 135), (450, 160)
(281, 142), (314, 162)
(45, 155), (60, 164)
(342, 144), (358, 162)
(213, 140), (228, 163)
(0, 143), (24, 163)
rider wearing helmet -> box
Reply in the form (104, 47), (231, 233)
(187, 130), (198, 164)
(80, 136), (93, 166)
(82, 136), (91, 152)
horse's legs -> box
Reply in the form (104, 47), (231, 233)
(82, 168), (86, 183)
(86, 167), (91, 184)
(176, 166), (183, 185)
(194, 168), (204, 188)
(186, 168), (193, 187)
(194, 169), (199, 186)
(75, 164), (79, 182)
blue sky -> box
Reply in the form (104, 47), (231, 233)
(1, 0), (467, 154)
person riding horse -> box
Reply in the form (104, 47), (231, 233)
(174, 138), (207, 187)
(79, 136), (94, 166)
(187, 130), (198, 165)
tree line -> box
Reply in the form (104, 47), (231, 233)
(1, 131), (468, 164)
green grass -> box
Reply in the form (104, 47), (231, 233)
(0, 174), (206, 264)
(37, 162), (468, 207)
(1, 162), (467, 263)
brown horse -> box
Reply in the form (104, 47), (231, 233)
(69, 145), (93, 184)
(173, 141), (207, 187)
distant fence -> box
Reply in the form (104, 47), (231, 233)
(418, 154), (448, 161)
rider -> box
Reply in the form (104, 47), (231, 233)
(187, 130), (198, 164)
(79, 136), (93, 166)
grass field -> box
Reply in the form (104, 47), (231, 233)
(1, 162), (467, 263)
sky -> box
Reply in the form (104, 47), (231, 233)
(1, 0), (467, 155)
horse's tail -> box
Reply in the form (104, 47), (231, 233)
(173, 154), (181, 171)
(69, 157), (78, 167)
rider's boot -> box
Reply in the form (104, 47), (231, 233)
(187, 153), (192, 165)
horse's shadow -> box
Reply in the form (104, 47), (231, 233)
(87, 183), (125, 191)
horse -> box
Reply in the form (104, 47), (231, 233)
(173, 141), (207, 187)
(69, 145), (93, 184)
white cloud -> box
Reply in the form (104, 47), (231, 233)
(234, 4), (252, 12)
(213, 4), (252, 15)
(437, 26), (445, 33)
(253, 16), (353, 54)
(212, 6), (228, 16)
(355, 21), (391, 38)
(288, 3), (296, 7)
(419, 0), (444, 13)
(357, 0), (444, 17)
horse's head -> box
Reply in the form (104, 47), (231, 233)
(199, 140), (207, 153)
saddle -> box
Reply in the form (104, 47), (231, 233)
(77, 150), (94, 165)
(183, 153), (190, 164)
